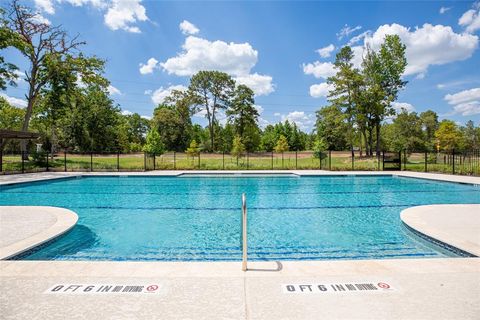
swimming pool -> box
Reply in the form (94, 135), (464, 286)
(1, 175), (479, 261)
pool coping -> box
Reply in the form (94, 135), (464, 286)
(401, 204), (480, 257)
(0, 206), (78, 260)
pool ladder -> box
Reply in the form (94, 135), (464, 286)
(242, 193), (248, 271)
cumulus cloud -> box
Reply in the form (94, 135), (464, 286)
(337, 24), (362, 40)
(275, 111), (315, 131)
(360, 23), (478, 78)
(121, 109), (133, 116)
(235, 73), (274, 96)
(108, 85), (121, 95)
(316, 44), (335, 58)
(34, 0), (55, 14)
(254, 105), (264, 114)
(347, 31), (371, 46)
(139, 58), (159, 75)
(0, 93), (28, 108)
(151, 85), (187, 105)
(31, 13), (51, 25)
(392, 102), (415, 113)
(445, 87), (480, 116)
(179, 20), (199, 35)
(160, 35), (274, 96)
(459, 1), (480, 33)
(161, 36), (258, 76)
(309, 82), (334, 98)
(302, 61), (336, 79)
(104, 0), (148, 33)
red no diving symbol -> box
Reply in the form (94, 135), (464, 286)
(146, 285), (159, 292)
(378, 282), (390, 289)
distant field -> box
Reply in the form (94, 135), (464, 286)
(1, 151), (478, 175)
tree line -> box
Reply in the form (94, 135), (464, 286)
(1, 0), (479, 158)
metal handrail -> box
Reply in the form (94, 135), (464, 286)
(242, 193), (247, 271)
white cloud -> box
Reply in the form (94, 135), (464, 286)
(139, 58), (159, 75)
(144, 89), (152, 95)
(276, 111), (315, 131)
(347, 31), (371, 46)
(445, 87), (480, 116)
(193, 109), (208, 118)
(104, 0), (148, 33)
(445, 87), (480, 105)
(302, 61), (336, 79)
(0, 93), (28, 108)
(108, 84), (121, 95)
(309, 82), (334, 98)
(151, 85), (187, 105)
(258, 117), (270, 128)
(392, 102), (415, 113)
(439, 7), (452, 14)
(254, 105), (264, 114)
(161, 36), (258, 77)
(179, 20), (199, 35)
(235, 73), (274, 96)
(121, 109), (133, 116)
(360, 23), (478, 78)
(34, 0), (55, 14)
(316, 44), (335, 58)
(459, 2), (480, 33)
(31, 13), (51, 25)
(337, 24), (362, 40)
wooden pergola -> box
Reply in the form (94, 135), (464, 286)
(0, 130), (40, 172)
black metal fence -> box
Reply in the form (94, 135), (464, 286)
(1, 149), (479, 176)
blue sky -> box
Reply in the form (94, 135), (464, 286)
(3, 0), (480, 132)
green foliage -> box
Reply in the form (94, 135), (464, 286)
(312, 137), (327, 159)
(0, 96), (24, 129)
(435, 120), (463, 151)
(316, 105), (348, 150)
(274, 135), (289, 153)
(186, 139), (200, 157)
(142, 129), (165, 155)
(231, 135), (246, 158)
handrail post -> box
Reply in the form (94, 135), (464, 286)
(242, 193), (247, 272)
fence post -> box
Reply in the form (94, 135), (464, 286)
(282, 152), (284, 169)
(144, 152), (146, 171)
(21, 151), (25, 173)
(64, 151), (67, 172)
(319, 152), (321, 169)
(452, 149), (455, 175)
(117, 151), (120, 171)
(0, 141), (2, 173)
(173, 151), (176, 170)
(198, 153), (200, 169)
(352, 152), (354, 171)
(329, 150), (331, 170)
(223, 151), (225, 170)
(295, 151), (298, 169)
(271, 152), (273, 170)
(424, 151), (427, 172)
(247, 152), (249, 169)
(90, 152), (93, 172)
(382, 151), (385, 171)
(153, 153), (156, 170)
(46, 151), (49, 172)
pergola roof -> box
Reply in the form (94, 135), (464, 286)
(0, 130), (40, 140)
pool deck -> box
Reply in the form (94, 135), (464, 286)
(1, 171), (479, 319)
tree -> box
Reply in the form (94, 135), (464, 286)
(327, 46), (363, 157)
(274, 135), (289, 153)
(143, 129), (164, 155)
(435, 120), (463, 151)
(186, 139), (200, 157)
(316, 105), (349, 150)
(231, 135), (245, 165)
(4, 0), (85, 157)
(461, 120), (479, 150)
(188, 70), (235, 151)
(312, 136), (327, 159)
(384, 110), (425, 152)
(260, 125), (276, 151)
(420, 110), (439, 151)
(0, 7), (20, 90)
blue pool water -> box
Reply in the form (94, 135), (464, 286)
(1, 175), (479, 261)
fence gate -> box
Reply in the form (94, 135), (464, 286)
(383, 152), (401, 171)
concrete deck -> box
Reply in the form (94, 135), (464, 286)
(0, 259), (479, 319)
(401, 204), (480, 257)
(0, 206), (78, 260)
